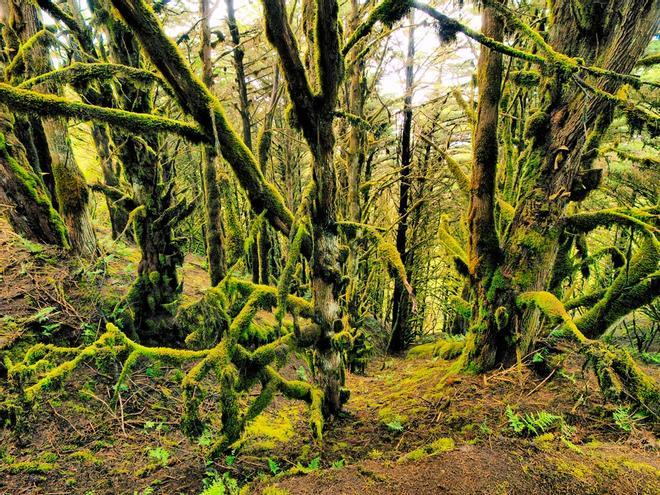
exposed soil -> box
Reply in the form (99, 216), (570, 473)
(1, 220), (658, 495)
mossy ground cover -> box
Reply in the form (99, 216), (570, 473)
(0, 228), (658, 494)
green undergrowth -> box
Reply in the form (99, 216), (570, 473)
(398, 437), (455, 462)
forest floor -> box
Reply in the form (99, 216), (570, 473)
(0, 219), (658, 495)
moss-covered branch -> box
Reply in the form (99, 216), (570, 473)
(565, 208), (659, 236)
(8, 274), (325, 458)
(18, 62), (169, 93)
(107, 0), (297, 240)
(574, 236), (659, 338)
(517, 291), (659, 413)
(0, 83), (207, 141)
(419, 134), (469, 197)
(343, 0), (411, 55)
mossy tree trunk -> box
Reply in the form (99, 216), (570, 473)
(5, 0), (98, 258)
(343, 0), (367, 338)
(63, 0), (129, 240)
(0, 107), (69, 247)
(262, 0), (346, 415)
(464, 0), (658, 369)
(389, 11), (416, 353)
(200, 0), (227, 286)
(225, 0), (264, 284)
(463, 1), (507, 370)
(97, 0), (186, 343)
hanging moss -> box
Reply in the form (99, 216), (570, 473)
(343, 0), (412, 55)
(437, 217), (468, 272)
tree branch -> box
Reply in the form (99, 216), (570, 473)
(0, 82), (206, 141)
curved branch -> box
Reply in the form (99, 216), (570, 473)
(0, 83), (207, 141)
(18, 62), (170, 94)
(109, 0), (296, 239)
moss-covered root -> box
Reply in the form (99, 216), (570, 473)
(407, 337), (466, 360)
(517, 291), (659, 414)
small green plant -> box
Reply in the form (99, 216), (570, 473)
(81, 323), (98, 344)
(145, 361), (163, 379)
(293, 456), (321, 474)
(386, 420), (404, 432)
(198, 471), (240, 495)
(505, 406), (561, 436)
(331, 458), (345, 469)
(197, 429), (213, 447)
(613, 406), (646, 432)
(296, 366), (308, 381)
(640, 352), (660, 365)
(267, 457), (280, 474)
(147, 447), (170, 466)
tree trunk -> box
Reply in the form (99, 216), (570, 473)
(0, 107), (69, 247)
(66, 0), (128, 239)
(389, 12), (416, 353)
(98, 0), (184, 343)
(7, 0), (98, 258)
(463, 2), (506, 370)
(466, 0), (658, 368)
(225, 0), (262, 284)
(200, 0), (227, 286)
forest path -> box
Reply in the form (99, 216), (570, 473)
(254, 354), (659, 495)
(0, 219), (658, 495)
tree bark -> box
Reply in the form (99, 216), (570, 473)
(6, 0), (98, 258)
(389, 11), (416, 353)
(200, 0), (227, 286)
(0, 107), (69, 247)
(463, 1), (506, 370)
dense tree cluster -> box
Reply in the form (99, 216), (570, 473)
(0, 0), (657, 456)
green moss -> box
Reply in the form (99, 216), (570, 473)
(2, 460), (56, 474)
(524, 110), (550, 142)
(434, 338), (465, 360)
(0, 83), (206, 142)
(68, 449), (102, 465)
(510, 70), (541, 87)
(262, 488), (290, 495)
(407, 342), (435, 359)
(533, 432), (555, 451)
(241, 409), (296, 451)
(398, 437), (455, 462)
(0, 133), (69, 247)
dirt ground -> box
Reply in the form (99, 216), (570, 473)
(0, 219), (658, 495)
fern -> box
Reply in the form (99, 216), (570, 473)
(506, 406), (562, 436)
(506, 405), (526, 434)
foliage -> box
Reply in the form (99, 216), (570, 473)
(505, 406), (562, 436)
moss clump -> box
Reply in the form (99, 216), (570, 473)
(407, 342), (436, 359)
(434, 338), (465, 360)
(261, 488), (290, 495)
(240, 409), (296, 452)
(524, 110), (550, 142)
(533, 432), (555, 451)
(510, 70), (541, 87)
(68, 449), (102, 465)
(2, 460), (56, 474)
(398, 437), (455, 462)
